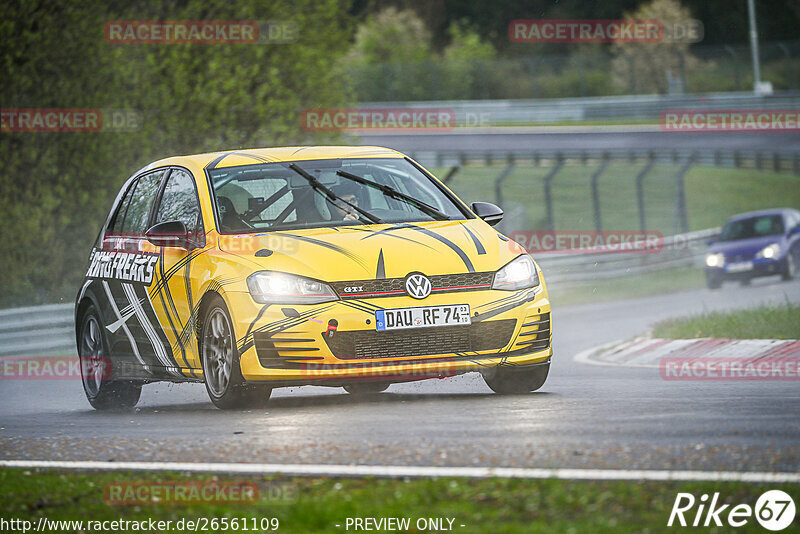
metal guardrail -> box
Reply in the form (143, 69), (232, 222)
(0, 303), (74, 356)
(362, 90), (800, 125)
(411, 148), (800, 175)
(0, 229), (719, 356)
(535, 227), (719, 284)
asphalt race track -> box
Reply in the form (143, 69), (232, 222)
(358, 129), (800, 154)
(1, 277), (798, 472)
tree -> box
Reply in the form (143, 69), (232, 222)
(611, 0), (704, 94)
(0, 0), (353, 307)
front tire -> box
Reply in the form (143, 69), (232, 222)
(200, 296), (271, 409)
(483, 362), (549, 394)
(781, 252), (797, 281)
(706, 271), (722, 290)
(78, 305), (141, 410)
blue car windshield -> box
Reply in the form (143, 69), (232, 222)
(718, 215), (784, 241)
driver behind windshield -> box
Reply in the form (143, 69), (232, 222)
(330, 181), (362, 221)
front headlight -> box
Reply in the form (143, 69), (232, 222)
(756, 243), (780, 259)
(247, 271), (339, 304)
(492, 255), (540, 291)
(705, 253), (725, 268)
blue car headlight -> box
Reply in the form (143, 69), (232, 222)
(705, 253), (725, 268)
(756, 243), (780, 260)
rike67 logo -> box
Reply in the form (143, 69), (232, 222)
(668, 490), (796, 531)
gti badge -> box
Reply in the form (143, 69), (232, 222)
(405, 273), (432, 299)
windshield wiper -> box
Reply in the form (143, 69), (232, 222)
(287, 164), (383, 224)
(336, 170), (450, 221)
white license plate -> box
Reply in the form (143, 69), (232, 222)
(375, 304), (471, 331)
(726, 261), (753, 273)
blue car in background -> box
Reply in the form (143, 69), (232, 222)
(705, 208), (800, 289)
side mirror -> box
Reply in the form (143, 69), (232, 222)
(471, 202), (504, 227)
(790, 224), (800, 236)
(706, 237), (716, 246)
(146, 220), (192, 249)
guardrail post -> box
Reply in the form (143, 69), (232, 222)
(756, 152), (763, 170)
(772, 153), (780, 173)
(794, 154), (799, 176)
(734, 150), (741, 168)
(635, 155), (656, 232)
(675, 154), (694, 234)
(494, 163), (516, 230)
(591, 154), (610, 232)
(544, 157), (564, 231)
(442, 165), (460, 185)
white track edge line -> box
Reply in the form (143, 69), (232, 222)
(1, 460), (798, 483)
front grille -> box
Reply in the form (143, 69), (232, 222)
(326, 319), (516, 360)
(513, 312), (551, 352)
(330, 272), (494, 299)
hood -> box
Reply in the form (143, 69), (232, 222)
(217, 220), (517, 281)
(710, 234), (784, 257)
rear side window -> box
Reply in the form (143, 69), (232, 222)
(153, 168), (205, 244)
(115, 170), (166, 237)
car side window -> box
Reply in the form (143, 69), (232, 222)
(106, 181), (136, 236)
(118, 170), (166, 237)
(154, 168), (205, 244)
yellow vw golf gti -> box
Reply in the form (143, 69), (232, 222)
(75, 146), (552, 409)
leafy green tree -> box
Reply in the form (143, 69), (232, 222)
(0, 0), (352, 307)
(611, 0), (705, 94)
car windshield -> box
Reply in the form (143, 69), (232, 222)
(208, 158), (468, 232)
(718, 214), (784, 241)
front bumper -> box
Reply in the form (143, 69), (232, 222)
(706, 255), (787, 280)
(224, 287), (552, 384)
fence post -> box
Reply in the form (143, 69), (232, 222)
(494, 163), (517, 231)
(675, 154), (694, 234)
(442, 165), (460, 185)
(544, 157), (564, 231)
(591, 155), (611, 232)
(635, 155), (656, 232)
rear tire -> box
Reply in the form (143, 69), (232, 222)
(78, 305), (141, 410)
(343, 382), (390, 395)
(200, 295), (271, 409)
(483, 362), (549, 394)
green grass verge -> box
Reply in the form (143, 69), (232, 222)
(432, 164), (800, 237)
(652, 302), (800, 340)
(547, 266), (705, 307)
(1, 469), (795, 533)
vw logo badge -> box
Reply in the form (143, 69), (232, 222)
(405, 273), (432, 299)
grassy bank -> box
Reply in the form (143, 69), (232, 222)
(1, 468), (795, 533)
(548, 266), (705, 307)
(652, 302), (800, 339)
